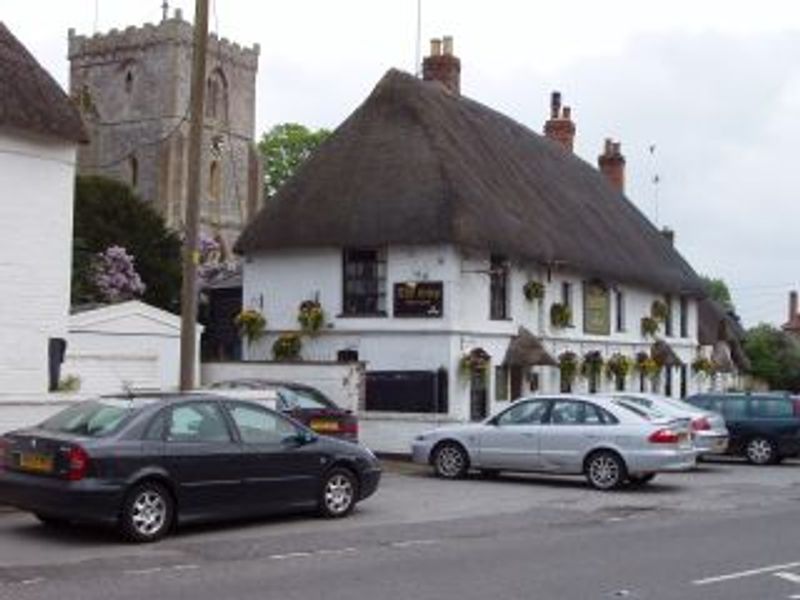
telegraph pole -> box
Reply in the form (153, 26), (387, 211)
(179, 0), (209, 390)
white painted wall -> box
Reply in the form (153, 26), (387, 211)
(0, 131), (76, 395)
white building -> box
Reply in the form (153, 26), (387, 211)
(235, 41), (713, 448)
(0, 23), (87, 397)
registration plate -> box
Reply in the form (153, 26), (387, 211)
(18, 452), (54, 474)
(310, 419), (340, 433)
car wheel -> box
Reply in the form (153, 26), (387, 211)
(120, 481), (174, 543)
(432, 442), (469, 479)
(628, 473), (656, 486)
(34, 513), (69, 527)
(585, 451), (627, 491)
(745, 437), (777, 465)
(319, 468), (358, 518)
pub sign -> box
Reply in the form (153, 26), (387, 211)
(583, 281), (610, 335)
(393, 282), (444, 317)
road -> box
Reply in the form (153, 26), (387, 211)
(1, 458), (800, 600)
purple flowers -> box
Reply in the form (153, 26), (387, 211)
(197, 233), (237, 286)
(90, 245), (146, 303)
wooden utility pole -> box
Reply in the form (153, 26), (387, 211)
(179, 0), (209, 390)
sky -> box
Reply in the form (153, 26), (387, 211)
(3, 0), (799, 327)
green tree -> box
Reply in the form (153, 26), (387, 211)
(744, 324), (800, 392)
(258, 123), (330, 198)
(700, 275), (736, 313)
(73, 176), (182, 311)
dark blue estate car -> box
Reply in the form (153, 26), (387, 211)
(686, 393), (800, 465)
(0, 394), (381, 542)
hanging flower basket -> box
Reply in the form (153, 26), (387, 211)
(234, 308), (266, 344)
(691, 356), (715, 378)
(297, 300), (325, 333)
(523, 280), (545, 302)
(581, 350), (605, 379)
(272, 333), (302, 361)
(650, 299), (669, 323)
(635, 351), (660, 379)
(641, 316), (659, 337)
(550, 303), (572, 328)
(605, 353), (632, 380)
(459, 348), (491, 381)
(558, 351), (579, 386)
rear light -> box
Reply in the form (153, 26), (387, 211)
(65, 446), (90, 481)
(340, 419), (359, 437)
(648, 429), (681, 444)
(692, 417), (711, 432)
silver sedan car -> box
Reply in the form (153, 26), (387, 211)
(411, 394), (696, 490)
(604, 393), (729, 457)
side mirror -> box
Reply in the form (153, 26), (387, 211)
(287, 430), (317, 446)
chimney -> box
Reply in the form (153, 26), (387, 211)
(598, 138), (626, 193)
(661, 227), (675, 245)
(543, 91), (576, 152)
(422, 36), (461, 95)
(791, 291), (798, 323)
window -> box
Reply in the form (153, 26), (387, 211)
(549, 400), (583, 425)
(720, 398), (748, 419)
(664, 295), (674, 337)
(40, 400), (134, 438)
(227, 403), (298, 444)
(489, 255), (509, 320)
(494, 366), (509, 401)
(167, 402), (231, 443)
(751, 398), (793, 418)
(278, 387), (335, 410)
(205, 69), (228, 120)
(496, 400), (548, 426)
(561, 281), (573, 325)
(664, 366), (673, 397)
(679, 297), (689, 338)
(342, 248), (387, 315)
(615, 290), (626, 332)
(125, 70), (133, 94)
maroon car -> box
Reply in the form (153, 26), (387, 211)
(207, 379), (359, 442)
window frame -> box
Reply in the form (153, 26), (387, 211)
(489, 254), (509, 320)
(341, 247), (387, 317)
(615, 289), (626, 332)
(224, 400), (301, 445)
(163, 401), (234, 444)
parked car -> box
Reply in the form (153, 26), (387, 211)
(686, 392), (800, 465)
(411, 394), (696, 490)
(603, 393), (729, 457)
(0, 393), (381, 542)
(207, 379), (359, 442)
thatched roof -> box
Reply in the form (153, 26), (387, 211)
(504, 327), (557, 367)
(237, 69), (703, 295)
(698, 299), (750, 372)
(0, 23), (87, 143)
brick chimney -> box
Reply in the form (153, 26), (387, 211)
(661, 227), (675, 245)
(543, 91), (576, 152)
(422, 36), (461, 95)
(598, 138), (626, 194)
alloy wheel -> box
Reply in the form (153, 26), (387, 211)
(587, 453), (624, 490)
(324, 473), (355, 516)
(435, 444), (466, 478)
(746, 438), (775, 465)
(130, 490), (168, 537)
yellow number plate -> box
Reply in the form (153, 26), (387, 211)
(19, 453), (53, 473)
(310, 419), (340, 432)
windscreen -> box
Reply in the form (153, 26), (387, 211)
(38, 400), (136, 437)
(611, 399), (668, 421)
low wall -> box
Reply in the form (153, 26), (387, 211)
(201, 361), (365, 413)
(359, 412), (460, 454)
(0, 395), (88, 433)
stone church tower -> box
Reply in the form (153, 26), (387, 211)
(68, 8), (262, 251)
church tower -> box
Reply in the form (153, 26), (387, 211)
(68, 7), (262, 251)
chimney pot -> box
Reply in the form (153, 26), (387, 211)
(604, 138), (613, 153)
(611, 141), (621, 155)
(430, 38), (442, 56)
(598, 138), (626, 193)
(550, 91), (561, 118)
(442, 36), (454, 55)
(544, 92), (576, 153)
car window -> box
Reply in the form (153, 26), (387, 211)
(584, 403), (618, 425)
(751, 398), (793, 418)
(227, 402), (299, 444)
(720, 398), (748, 419)
(167, 402), (231, 443)
(278, 387), (333, 410)
(39, 400), (134, 438)
(496, 400), (548, 425)
(548, 400), (584, 425)
(143, 409), (168, 441)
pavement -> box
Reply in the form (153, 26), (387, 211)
(1, 457), (800, 599)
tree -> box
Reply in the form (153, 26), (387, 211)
(73, 176), (182, 311)
(744, 324), (800, 392)
(700, 275), (735, 313)
(258, 123), (330, 198)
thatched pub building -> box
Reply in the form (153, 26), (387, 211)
(236, 39), (710, 450)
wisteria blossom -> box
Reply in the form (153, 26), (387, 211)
(197, 233), (238, 287)
(90, 245), (146, 303)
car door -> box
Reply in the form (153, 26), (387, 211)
(538, 400), (609, 473)
(223, 401), (325, 513)
(749, 396), (798, 451)
(717, 397), (749, 452)
(476, 399), (549, 471)
(162, 401), (243, 518)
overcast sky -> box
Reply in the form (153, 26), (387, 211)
(4, 0), (799, 327)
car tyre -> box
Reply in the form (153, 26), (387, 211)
(745, 437), (778, 465)
(120, 481), (174, 543)
(432, 442), (469, 479)
(319, 467), (358, 519)
(627, 473), (656, 486)
(585, 450), (627, 491)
